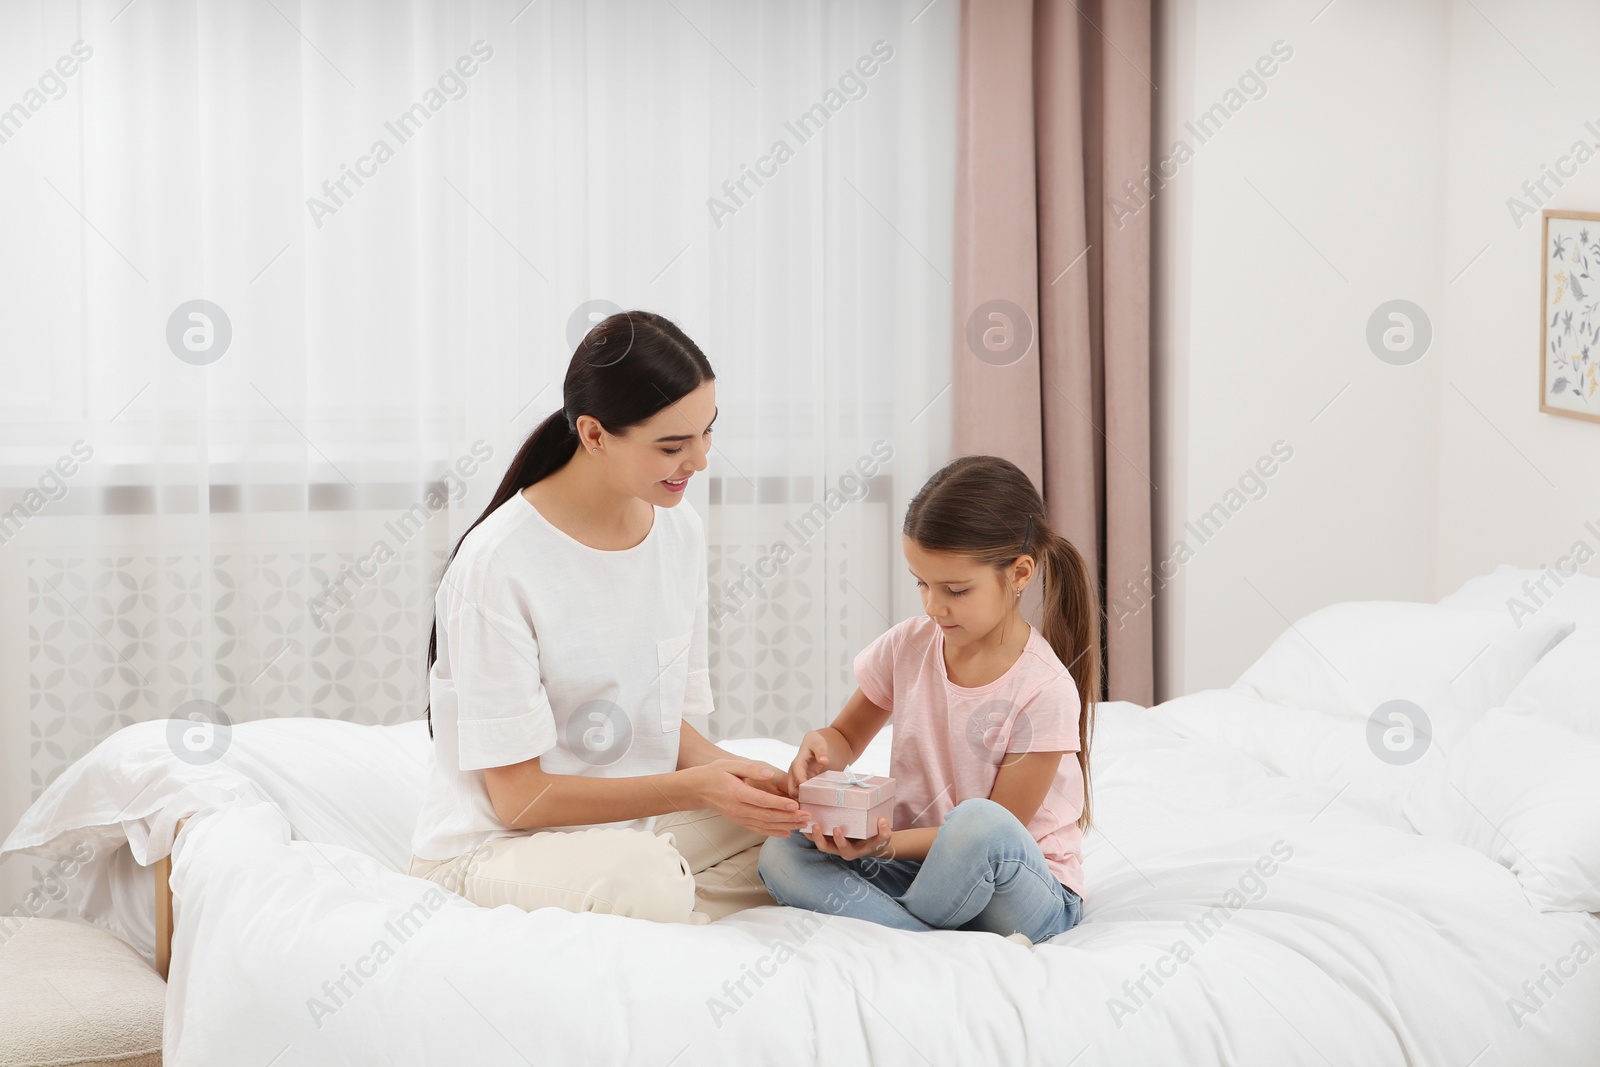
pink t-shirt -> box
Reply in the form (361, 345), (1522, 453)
(853, 615), (1087, 898)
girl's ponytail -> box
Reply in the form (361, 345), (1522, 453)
(424, 310), (715, 737)
(1039, 528), (1100, 831)
(903, 454), (1103, 830)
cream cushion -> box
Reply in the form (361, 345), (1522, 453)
(0, 917), (163, 1067)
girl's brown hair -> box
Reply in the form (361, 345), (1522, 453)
(902, 454), (1102, 829)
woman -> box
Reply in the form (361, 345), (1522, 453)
(408, 310), (814, 924)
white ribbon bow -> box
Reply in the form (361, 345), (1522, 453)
(832, 770), (874, 807)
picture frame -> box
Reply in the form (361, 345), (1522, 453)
(1539, 208), (1600, 423)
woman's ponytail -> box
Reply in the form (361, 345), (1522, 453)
(423, 311), (715, 737)
(488, 407), (581, 507)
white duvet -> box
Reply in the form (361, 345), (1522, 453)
(156, 692), (1600, 1066)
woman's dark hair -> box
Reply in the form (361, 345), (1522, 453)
(424, 310), (715, 736)
(902, 455), (1103, 830)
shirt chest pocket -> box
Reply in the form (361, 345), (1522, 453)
(655, 631), (693, 733)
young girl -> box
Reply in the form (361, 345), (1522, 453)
(757, 455), (1099, 943)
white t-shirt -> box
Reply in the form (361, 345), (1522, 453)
(410, 491), (713, 861)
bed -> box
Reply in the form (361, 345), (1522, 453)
(5, 567), (1600, 1065)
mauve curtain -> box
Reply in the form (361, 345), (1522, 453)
(952, 0), (1153, 704)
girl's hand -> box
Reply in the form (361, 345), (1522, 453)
(789, 730), (840, 797)
(806, 817), (893, 862)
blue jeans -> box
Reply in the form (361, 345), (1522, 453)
(757, 797), (1083, 941)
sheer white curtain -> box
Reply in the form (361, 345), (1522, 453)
(0, 0), (955, 905)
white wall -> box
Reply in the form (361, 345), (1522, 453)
(1154, 0), (1600, 700)
(1432, 2), (1600, 593)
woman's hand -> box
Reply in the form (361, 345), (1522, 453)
(693, 759), (813, 837)
(806, 817), (893, 862)
(740, 762), (795, 802)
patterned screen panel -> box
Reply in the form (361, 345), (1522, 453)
(6, 499), (893, 916)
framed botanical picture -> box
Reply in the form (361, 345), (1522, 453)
(1540, 208), (1600, 423)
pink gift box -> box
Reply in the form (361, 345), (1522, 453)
(797, 770), (896, 839)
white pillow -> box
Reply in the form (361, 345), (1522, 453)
(1495, 625), (1600, 738)
(1439, 563), (1600, 629)
(2, 717), (431, 868)
(1403, 708), (1600, 912)
(1233, 602), (1573, 749)
(1, 716), (432, 965)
